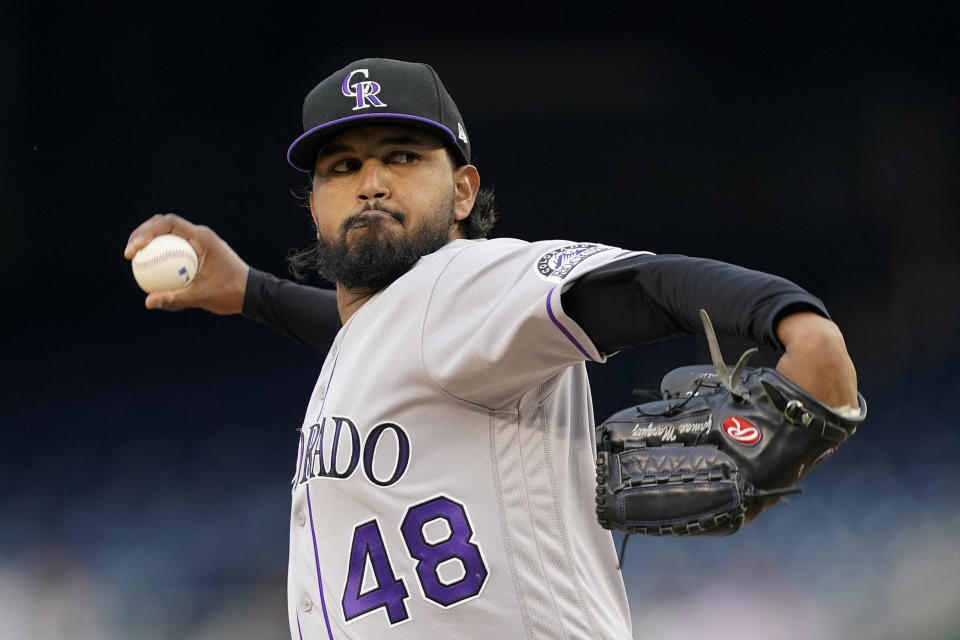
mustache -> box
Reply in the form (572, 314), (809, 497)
(341, 203), (407, 232)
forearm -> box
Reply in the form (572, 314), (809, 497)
(562, 254), (828, 352)
(775, 311), (859, 409)
(242, 268), (341, 351)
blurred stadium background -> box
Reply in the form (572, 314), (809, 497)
(3, 3), (959, 639)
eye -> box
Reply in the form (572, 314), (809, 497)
(388, 151), (418, 165)
(328, 158), (359, 174)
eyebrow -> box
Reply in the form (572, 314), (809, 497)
(316, 135), (426, 160)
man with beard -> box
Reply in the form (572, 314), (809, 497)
(125, 58), (860, 640)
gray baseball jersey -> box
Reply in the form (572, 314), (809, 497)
(288, 237), (647, 639)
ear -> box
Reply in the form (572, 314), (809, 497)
(453, 165), (480, 224)
(309, 191), (321, 237)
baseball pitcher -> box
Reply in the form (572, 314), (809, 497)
(125, 58), (863, 639)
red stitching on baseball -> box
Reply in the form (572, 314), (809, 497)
(133, 249), (199, 270)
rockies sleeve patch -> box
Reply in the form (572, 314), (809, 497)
(534, 243), (615, 282)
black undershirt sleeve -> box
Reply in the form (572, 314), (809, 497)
(241, 268), (341, 351)
(240, 255), (828, 356)
(560, 254), (829, 354)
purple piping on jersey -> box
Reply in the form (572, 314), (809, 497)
(307, 483), (336, 639)
(297, 612), (304, 640)
(546, 287), (595, 362)
(315, 348), (341, 421)
(302, 347), (341, 639)
(287, 113), (458, 171)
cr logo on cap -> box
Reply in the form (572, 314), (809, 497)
(341, 68), (387, 111)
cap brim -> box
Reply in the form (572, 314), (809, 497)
(287, 112), (462, 172)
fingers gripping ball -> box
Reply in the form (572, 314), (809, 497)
(131, 234), (199, 292)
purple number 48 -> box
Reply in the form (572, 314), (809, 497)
(341, 495), (488, 625)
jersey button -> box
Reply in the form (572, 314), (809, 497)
(295, 511), (306, 527)
(302, 596), (313, 613)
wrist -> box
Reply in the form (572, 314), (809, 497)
(229, 264), (250, 315)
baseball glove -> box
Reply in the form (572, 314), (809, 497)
(595, 310), (866, 545)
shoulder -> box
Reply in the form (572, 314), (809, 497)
(428, 237), (613, 276)
(440, 238), (636, 283)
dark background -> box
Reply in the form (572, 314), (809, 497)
(3, 3), (959, 638)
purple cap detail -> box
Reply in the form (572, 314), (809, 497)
(546, 287), (595, 362)
(287, 112), (458, 172)
(291, 59), (470, 171)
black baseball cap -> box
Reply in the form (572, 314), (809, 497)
(287, 58), (471, 172)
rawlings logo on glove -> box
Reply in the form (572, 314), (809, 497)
(721, 417), (761, 445)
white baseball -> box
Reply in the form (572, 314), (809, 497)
(131, 234), (199, 293)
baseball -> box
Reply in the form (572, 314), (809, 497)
(131, 233), (199, 293)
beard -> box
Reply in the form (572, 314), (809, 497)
(308, 200), (456, 290)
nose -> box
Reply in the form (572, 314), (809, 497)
(356, 160), (391, 201)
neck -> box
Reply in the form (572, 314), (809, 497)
(333, 230), (467, 323)
(336, 285), (379, 323)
